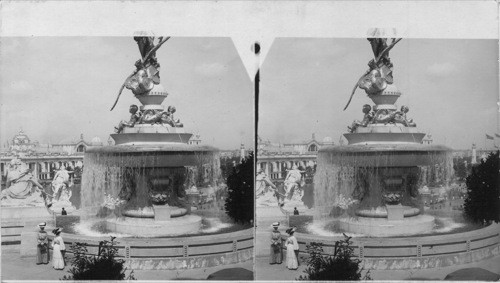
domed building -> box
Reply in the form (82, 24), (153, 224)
(0, 130), (93, 188)
(9, 129), (39, 154)
(90, 136), (103, 146)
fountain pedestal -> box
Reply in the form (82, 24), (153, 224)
(153, 205), (173, 220)
(386, 204), (404, 220)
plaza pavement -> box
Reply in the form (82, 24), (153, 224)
(255, 225), (500, 280)
(254, 251), (500, 281)
(0, 248), (253, 281)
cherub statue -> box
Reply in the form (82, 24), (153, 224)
(160, 106), (183, 127)
(348, 104), (374, 133)
(399, 105), (416, 127)
(115, 104), (142, 133)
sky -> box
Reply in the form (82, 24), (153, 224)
(258, 38), (499, 150)
(0, 37), (254, 150)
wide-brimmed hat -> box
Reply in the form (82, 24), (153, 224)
(38, 222), (46, 228)
(52, 227), (62, 234)
(271, 222), (280, 228)
(286, 227), (297, 234)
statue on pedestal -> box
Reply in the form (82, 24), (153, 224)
(49, 167), (75, 213)
(343, 34), (402, 111)
(284, 166), (305, 202)
(110, 36), (171, 111)
(0, 158), (46, 206)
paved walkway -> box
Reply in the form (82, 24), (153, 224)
(1, 249), (253, 281)
(254, 254), (500, 280)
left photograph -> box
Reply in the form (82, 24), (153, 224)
(0, 36), (254, 280)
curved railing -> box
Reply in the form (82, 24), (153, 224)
(49, 228), (253, 270)
(283, 224), (500, 270)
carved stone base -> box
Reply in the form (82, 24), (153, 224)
(386, 204), (404, 220)
(153, 205), (172, 220)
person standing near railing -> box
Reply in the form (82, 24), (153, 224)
(36, 222), (49, 265)
(269, 222), (282, 265)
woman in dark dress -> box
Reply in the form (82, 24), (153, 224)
(36, 222), (49, 264)
(269, 222), (282, 264)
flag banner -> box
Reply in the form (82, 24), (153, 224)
(486, 134), (494, 140)
(495, 133), (500, 138)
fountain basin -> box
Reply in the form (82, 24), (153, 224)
(319, 144), (452, 167)
(337, 214), (435, 237)
(356, 206), (420, 218)
(85, 144), (219, 167)
(106, 214), (202, 237)
(111, 133), (193, 145)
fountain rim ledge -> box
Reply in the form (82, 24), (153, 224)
(86, 144), (219, 154)
(293, 222), (498, 242)
(319, 143), (452, 153)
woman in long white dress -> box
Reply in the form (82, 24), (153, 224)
(285, 227), (299, 270)
(51, 228), (66, 270)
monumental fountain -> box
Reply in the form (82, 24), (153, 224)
(280, 34), (499, 272)
(12, 36), (253, 269)
(77, 35), (223, 237)
(313, 35), (454, 236)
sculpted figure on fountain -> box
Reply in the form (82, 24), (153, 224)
(115, 104), (142, 133)
(110, 35), (171, 111)
(348, 104), (374, 133)
(343, 31), (402, 110)
(348, 104), (417, 132)
(125, 36), (164, 95)
(160, 106), (183, 127)
(398, 105), (416, 127)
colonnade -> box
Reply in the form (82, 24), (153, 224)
(257, 157), (316, 181)
(0, 157), (84, 182)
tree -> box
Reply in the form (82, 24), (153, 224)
(61, 237), (136, 280)
(463, 151), (500, 225)
(224, 152), (254, 224)
(298, 234), (371, 281)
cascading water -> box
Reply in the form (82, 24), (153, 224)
(314, 147), (454, 220)
(81, 149), (223, 216)
(70, 36), (233, 237)
(307, 34), (461, 237)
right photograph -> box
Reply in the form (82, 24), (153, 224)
(255, 33), (500, 281)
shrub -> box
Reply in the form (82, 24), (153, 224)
(464, 151), (500, 225)
(298, 234), (371, 281)
(224, 152), (254, 224)
(61, 237), (136, 280)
